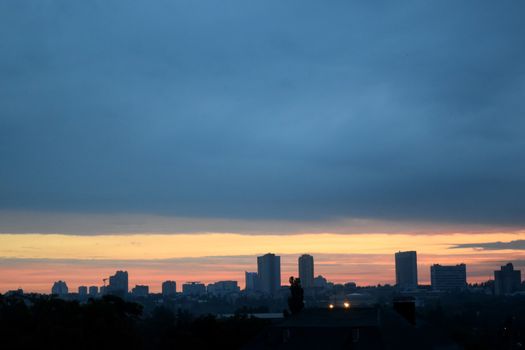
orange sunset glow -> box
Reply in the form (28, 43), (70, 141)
(2, 230), (524, 293)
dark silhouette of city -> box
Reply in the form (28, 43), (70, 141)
(2, 253), (525, 349)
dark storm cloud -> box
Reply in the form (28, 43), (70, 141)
(1, 1), (525, 228)
(451, 240), (525, 250)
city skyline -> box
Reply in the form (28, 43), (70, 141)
(1, 2), (525, 297)
(4, 250), (523, 294)
(2, 231), (525, 292)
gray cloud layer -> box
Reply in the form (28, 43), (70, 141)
(451, 240), (525, 250)
(1, 1), (525, 228)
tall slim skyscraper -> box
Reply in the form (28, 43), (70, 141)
(298, 254), (314, 288)
(395, 251), (418, 290)
(257, 253), (281, 294)
(107, 270), (128, 295)
(430, 264), (467, 291)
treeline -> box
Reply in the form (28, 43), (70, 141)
(0, 294), (269, 349)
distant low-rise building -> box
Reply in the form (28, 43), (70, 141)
(88, 286), (98, 297)
(131, 285), (149, 297)
(344, 282), (357, 292)
(207, 281), (240, 296)
(245, 272), (259, 292)
(430, 264), (467, 291)
(182, 282), (206, 296)
(162, 281), (177, 297)
(107, 270), (128, 296)
(5, 289), (24, 297)
(51, 280), (68, 296)
(78, 286), (88, 297)
(494, 263), (521, 295)
(314, 275), (328, 289)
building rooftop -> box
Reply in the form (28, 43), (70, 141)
(275, 308), (379, 328)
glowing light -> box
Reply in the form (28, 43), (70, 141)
(329, 304), (334, 309)
(343, 301), (350, 308)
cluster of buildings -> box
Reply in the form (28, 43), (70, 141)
(49, 251), (523, 298)
(395, 251), (470, 291)
(244, 253), (330, 294)
(394, 250), (522, 295)
(51, 271), (241, 298)
(48, 253), (320, 298)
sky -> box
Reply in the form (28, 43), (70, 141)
(1, 1), (525, 293)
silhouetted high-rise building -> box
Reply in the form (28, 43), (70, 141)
(107, 270), (128, 295)
(51, 280), (68, 296)
(494, 263), (521, 295)
(298, 254), (314, 288)
(131, 285), (149, 297)
(245, 272), (259, 292)
(78, 286), (88, 297)
(430, 264), (467, 291)
(88, 286), (98, 297)
(162, 280), (177, 297)
(257, 253), (281, 294)
(395, 251), (418, 290)
(182, 282), (206, 296)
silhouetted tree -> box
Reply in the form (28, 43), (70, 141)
(288, 276), (304, 315)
